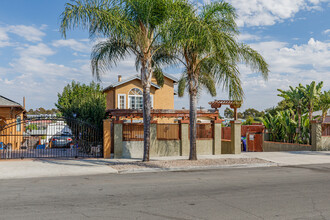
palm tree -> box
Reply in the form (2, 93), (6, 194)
(319, 90), (330, 122)
(60, 0), (178, 161)
(171, 1), (269, 160)
(277, 85), (305, 137)
(300, 81), (323, 122)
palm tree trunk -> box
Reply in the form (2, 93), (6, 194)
(142, 86), (151, 162)
(141, 59), (152, 162)
(189, 92), (197, 160)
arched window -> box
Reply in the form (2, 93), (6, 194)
(128, 88), (143, 110)
(129, 88), (142, 95)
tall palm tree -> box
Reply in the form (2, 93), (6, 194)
(60, 0), (178, 161)
(319, 90), (330, 122)
(171, 1), (269, 160)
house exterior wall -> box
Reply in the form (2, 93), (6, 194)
(104, 77), (175, 110)
(105, 89), (115, 110)
(153, 77), (175, 109)
(0, 108), (24, 150)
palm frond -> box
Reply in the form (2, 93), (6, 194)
(91, 38), (136, 80)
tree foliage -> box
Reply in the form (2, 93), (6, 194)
(242, 108), (265, 119)
(224, 107), (234, 118)
(56, 81), (106, 128)
(170, 0), (269, 160)
(60, 0), (180, 162)
(27, 108), (60, 115)
(263, 81), (328, 144)
(319, 90), (330, 122)
(262, 110), (310, 144)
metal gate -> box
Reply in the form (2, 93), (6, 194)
(0, 116), (103, 159)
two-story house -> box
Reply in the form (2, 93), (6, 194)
(103, 73), (178, 110)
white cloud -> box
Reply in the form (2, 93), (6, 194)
(323, 29), (330, 35)
(0, 25), (46, 47)
(225, 0), (327, 27)
(17, 43), (55, 58)
(0, 27), (11, 47)
(237, 33), (261, 41)
(237, 38), (330, 110)
(52, 39), (91, 53)
(8, 25), (45, 42)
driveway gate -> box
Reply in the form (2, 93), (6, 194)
(0, 117), (103, 159)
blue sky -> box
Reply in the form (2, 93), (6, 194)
(0, 0), (329, 112)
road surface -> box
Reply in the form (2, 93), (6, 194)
(1, 164), (330, 219)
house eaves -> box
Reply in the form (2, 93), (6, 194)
(103, 75), (161, 92)
(163, 73), (179, 83)
(0, 95), (22, 107)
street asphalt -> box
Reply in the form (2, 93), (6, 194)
(1, 151), (330, 179)
(1, 163), (330, 219)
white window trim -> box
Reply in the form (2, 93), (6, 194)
(150, 95), (154, 108)
(127, 94), (154, 109)
(16, 116), (21, 132)
(117, 94), (126, 109)
(128, 95), (143, 110)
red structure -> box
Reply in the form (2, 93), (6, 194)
(208, 100), (242, 120)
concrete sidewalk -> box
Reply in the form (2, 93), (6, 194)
(247, 151), (330, 166)
(0, 159), (118, 179)
(1, 151), (330, 179)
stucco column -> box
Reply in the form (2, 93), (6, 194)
(311, 121), (322, 151)
(113, 120), (123, 158)
(150, 121), (158, 157)
(103, 119), (112, 159)
(213, 120), (222, 155)
(180, 120), (189, 156)
(230, 120), (241, 154)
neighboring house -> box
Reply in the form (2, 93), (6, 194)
(0, 95), (26, 150)
(103, 74), (178, 110)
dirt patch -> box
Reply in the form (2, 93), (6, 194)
(108, 158), (272, 171)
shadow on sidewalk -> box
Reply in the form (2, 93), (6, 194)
(33, 158), (165, 169)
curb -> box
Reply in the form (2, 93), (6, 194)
(117, 163), (278, 174)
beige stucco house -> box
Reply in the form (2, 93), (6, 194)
(103, 74), (178, 111)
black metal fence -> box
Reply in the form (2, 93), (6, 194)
(0, 116), (103, 159)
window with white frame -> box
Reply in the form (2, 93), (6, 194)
(16, 116), (21, 132)
(128, 88), (154, 110)
(117, 94), (126, 109)
(128, 88), (143, 110)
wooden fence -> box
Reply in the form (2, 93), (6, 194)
(123, 123), (214, 141)
(122, 123), (144, 141)
(189, 123), (214, 139)
(322, 123), (330, 136)
(157, 124), (180, 140)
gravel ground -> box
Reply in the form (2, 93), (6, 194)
(108, 158), (272, 171)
